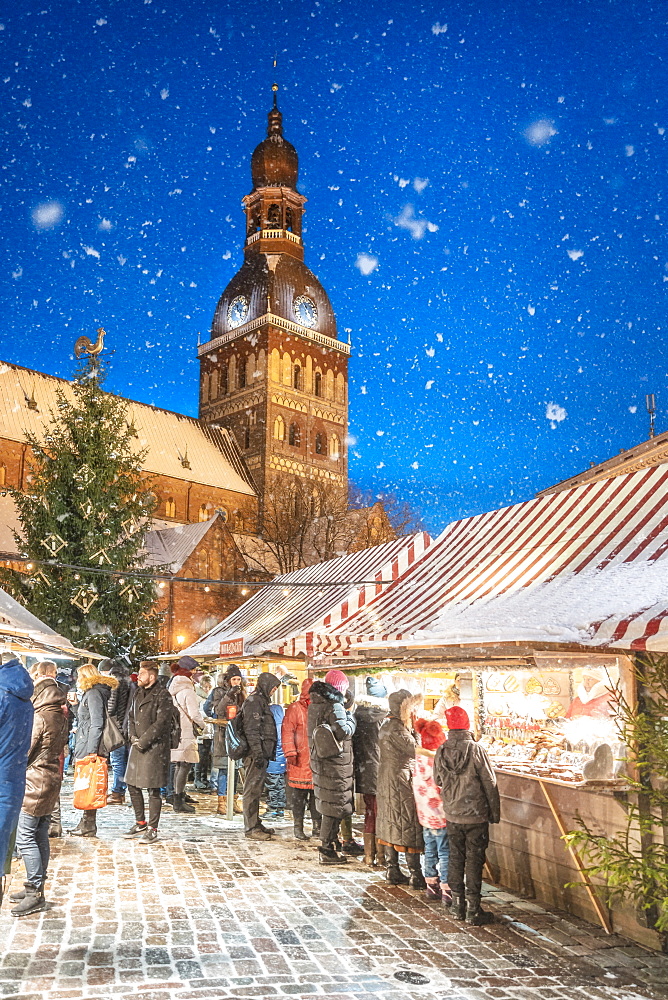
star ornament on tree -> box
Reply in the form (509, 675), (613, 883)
(40, 533), (68, 555)
(70, 586), (99, 613)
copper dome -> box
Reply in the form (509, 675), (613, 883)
(250, 105), (299, 191)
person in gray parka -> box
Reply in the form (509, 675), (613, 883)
(375, 688), (426, 888)
(433, 705), (500, 926)
(123, 662), (174, 845)
(307, 670), (355, 866)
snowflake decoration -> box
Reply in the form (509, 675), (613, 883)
(74, 464), (96, 486)
(40, 533), (67, 555)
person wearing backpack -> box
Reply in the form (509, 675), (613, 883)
(307, 670), (356, 866)
(204, 665), (246, 816)
(122, 662), (174, 844)
(239, 672), (280, 841)
(169, 657), (207, 814)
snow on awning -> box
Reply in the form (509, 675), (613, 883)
(311, 466), (668, 655)
(179, 532), (432, 659)
(0, 586), (97, 658)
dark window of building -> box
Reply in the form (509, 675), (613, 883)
(220, 365), (228, 395)
(314, 371), (322, 397)
(267, 204), (281, 227)
(289, 422), (301, 447)
(293, 365), (302, 390)
(244, 426), (251, 449)
(315, 432), (326, 455)
(238, 362), (246, 389)
(285, 207), (293, 231)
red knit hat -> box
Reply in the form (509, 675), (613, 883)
(324, 669), (349, 694)
(415, 718), (446, 750)
(445, 706), (470, 730)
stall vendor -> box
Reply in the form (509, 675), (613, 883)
(565, 668), (615, 720)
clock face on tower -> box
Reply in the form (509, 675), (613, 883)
(293, 295), (317, 329)
(228, 295), (249, 329)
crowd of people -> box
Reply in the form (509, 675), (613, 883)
(0, 653), (500, 927)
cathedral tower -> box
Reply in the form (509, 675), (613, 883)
(198, 89), (350, 512)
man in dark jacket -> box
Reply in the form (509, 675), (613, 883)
(240, 672), (280, 841)
(0, 653), (33, 904)
(11, 663), (68, 916)
(433, 706), (500, 926)
(352, 676), (389, 865)
(123, 662), (173, 844)
(100, 658), (131, 806)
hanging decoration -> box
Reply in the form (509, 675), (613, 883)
(79, 497), (95, 519)
(119, 581), (141, 603)
(90, 548), (112, 566)
(40, 533), (68, 555)
(35, 570), (52, 588)
(122, 517), (140, 535)
(74, 464), (96, 487)
(70, 586), (99, 613)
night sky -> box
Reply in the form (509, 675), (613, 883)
(2, 0), (667, 533)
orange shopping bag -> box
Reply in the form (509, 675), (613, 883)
(72, 755), (108, 810)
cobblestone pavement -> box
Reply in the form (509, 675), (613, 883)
(1, 784), (667, 1000)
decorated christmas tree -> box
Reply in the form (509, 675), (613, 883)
(4, 343), (161, 660)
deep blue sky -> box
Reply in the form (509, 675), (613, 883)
(2, 0), (667, 532)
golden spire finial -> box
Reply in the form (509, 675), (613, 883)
(272, 55), (279, 107)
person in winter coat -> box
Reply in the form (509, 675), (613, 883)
(433, 706), (500, 926)
(413, 718), (450, 903)
(11, 662), (68, 916)
(169, 656), (207, 814)
(68, 662), (119, 838)
(282, 679), (320, 840)
(240, 672), (280, 841)
(194, 674), (214, 792)
(123, 662), (174, 844)
(376, 689), (426, 888)
(352, 676), (389, 866)
(204, 664), (246, 815)
(0, 653), (33, 897)
(307, 669), (356, 865)
(100, 658), (131, 806)
(263, 703), (287, 819)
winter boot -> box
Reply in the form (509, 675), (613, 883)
(11, 887), (46, 917)
(363, 831), (376, 865)
(441, 884), (453, 907)
(68, 810), (97, 837)
(173, 793), (195, 814)
(10, 880), (45, 903)
(466, 894), (494, 926)
(406, 853), (427, 890)
(292, 800), (309, 840)
(106, 791), (125, 805)
(233, 794), (243, 814)
(386, 863), (410, 885)
(341, 838), (365, 856)
(425, 878), (442, 901)
(216, 795), (228, 816)
(318, 845), (348, 865)
(449, 891), (467, 921)
(375, 840), (387, 868)
(49, 799), (63, 838)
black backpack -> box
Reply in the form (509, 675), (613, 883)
(225, 713), (249, 761)
(170, 704), (182, 750)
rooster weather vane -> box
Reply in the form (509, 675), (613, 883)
(74, 327), (106, 365)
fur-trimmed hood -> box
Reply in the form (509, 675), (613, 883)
(78, 673), (119, 694)
(388, 689), (422, 726)
(310, 679), (344, 705)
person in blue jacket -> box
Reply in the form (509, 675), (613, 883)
(0, 653), (34, 904)
(263, 703), (287, 819)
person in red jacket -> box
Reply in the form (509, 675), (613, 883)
(282, 679), (320, 840)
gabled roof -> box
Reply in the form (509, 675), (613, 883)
(180, 532), (433, 658)
(143, 515), (223, 574)
(313, 466), (668, 655)
(0, 361), (256, 497)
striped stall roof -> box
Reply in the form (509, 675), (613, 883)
(311, 466), (668, 655)
(179, 532), (432, 658)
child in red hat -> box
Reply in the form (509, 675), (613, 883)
(413, 719), (451, 904)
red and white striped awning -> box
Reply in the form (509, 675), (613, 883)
(180, 532), (432, 659)
(309, 466), (668, 655)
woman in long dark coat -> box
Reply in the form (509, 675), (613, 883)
(204, 664), (246, 815)
(376, 689), (426, 888)
(352, 677), (389, 865)
(68, 663), (118, 838)
(307, 670), (355, 865)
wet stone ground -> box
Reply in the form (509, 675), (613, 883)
(1, 782), (667, 1000)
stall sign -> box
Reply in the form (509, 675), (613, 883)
(219, 636), (245, 658)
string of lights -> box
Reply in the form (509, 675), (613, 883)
(11, 555), (397, 590)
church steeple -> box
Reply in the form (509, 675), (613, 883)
(245, 89), (305, 261)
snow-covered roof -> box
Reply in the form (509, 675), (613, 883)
(0, 361), (256, 497)
(309, 465), (668, 655)
(0, 585), (95, 657)
(143, 515), (223, 573)
(179, 532), (432, 658)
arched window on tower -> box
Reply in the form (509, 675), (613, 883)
(0, 464), (6, 487)
(267, 204), (281, 227)
(273, 415), (285, 441)
(293, 364), (302, 391)
(198, 504), (209, 522)
(165, 497), (176, 518)
(220, 364), (228, 395)
(289, 422), (301, 447)
(315, 432), (326, 455)
(244, 425), (251, 450)
(210, 369), (218, 399)
(329, 433), (340, 460)
(314, 371), (322, 397)
(238, 361), (246, 389)
(285, 207), (293, 231)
